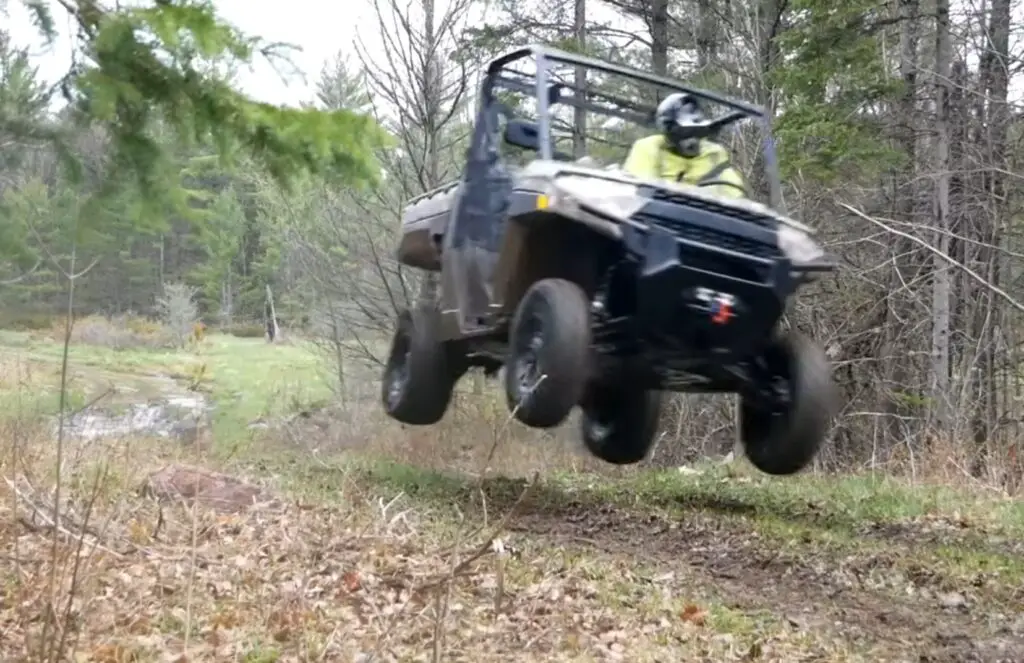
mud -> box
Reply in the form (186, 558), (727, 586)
(503, 497), (1024, 662)
(55, 374), (209, 442)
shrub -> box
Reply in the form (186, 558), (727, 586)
(220, 322), (267, 339)
(0, 310), (59, 331)
(155, 282), (200, 349)
(52, 315), (170, 350)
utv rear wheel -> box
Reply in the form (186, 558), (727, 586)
(739, 331), (838, 475)
(580, 385), (663, 464)
(505, 278), (591, 428)
(381, 308), (462, 425)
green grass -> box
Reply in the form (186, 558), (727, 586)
(269, 452), (1024, 594)
(0, 330), (333, 446)
(300, 453), (1024, 533)
(191, 335), (332, 444)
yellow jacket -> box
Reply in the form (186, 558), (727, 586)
(622, 135), (747, 199)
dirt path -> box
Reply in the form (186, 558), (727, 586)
(506, 499), (1024, 662)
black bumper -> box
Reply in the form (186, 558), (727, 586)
(622, 223), (833, 355)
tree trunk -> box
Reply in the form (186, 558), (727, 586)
(265, 284), (280, 343)
(696, 0), (717, 71)
(930, 0), (952, 435)
(650, 0), (669, 78)
(572, 0), (587, 159)
(975, 0), (1012, 481)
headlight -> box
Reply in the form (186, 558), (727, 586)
(555, 175), (646, 219)
(778, 224), (825, 265)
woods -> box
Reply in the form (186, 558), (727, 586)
(2, 0), (1022, 482)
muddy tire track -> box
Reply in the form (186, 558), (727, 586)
(506, 500), (1024, 663)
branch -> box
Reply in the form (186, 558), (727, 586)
(0, 259), (42, 285)
(839, 202), (1024, 315)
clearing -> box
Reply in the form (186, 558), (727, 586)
(0, 330), (1021, 662)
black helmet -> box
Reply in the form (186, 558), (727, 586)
(655, 93), (706, 158)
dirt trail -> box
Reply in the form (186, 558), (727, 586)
(506, 499), (1024, 662)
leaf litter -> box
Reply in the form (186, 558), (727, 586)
(1, 461), (1021, 663)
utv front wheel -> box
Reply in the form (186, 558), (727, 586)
(381, 308), (462, 425)
(505, 278), (591, 428)
(580, 385), (663, 464)
(739, 331), (838, 475)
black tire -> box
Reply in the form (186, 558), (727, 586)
(505, 278), (591, 428)
(380, 308), (461, 425)
(739, 330), (839, 475)
(580, 385), (663, 464)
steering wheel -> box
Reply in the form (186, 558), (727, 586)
(698, 179), (749, 197)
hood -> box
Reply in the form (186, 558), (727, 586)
(517, 159), (816, 235)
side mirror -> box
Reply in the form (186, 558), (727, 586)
(547, 83), (565, 107)
(504, 118), (540, 151)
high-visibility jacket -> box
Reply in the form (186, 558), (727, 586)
(622, 135), (747, 199)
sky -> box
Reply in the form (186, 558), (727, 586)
(7, 0), (1022, 109)
(6, 0), (384, 107)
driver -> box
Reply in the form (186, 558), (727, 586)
(622, 93), (747, 199)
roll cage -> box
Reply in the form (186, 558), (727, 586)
(476, 44), (786, 213)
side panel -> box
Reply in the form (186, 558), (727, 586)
(397, 180), (461, 271)
(490, 210), (617, 317)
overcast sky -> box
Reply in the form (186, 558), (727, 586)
(8, 0), (1022, 109)
(7, 0), (380, 107)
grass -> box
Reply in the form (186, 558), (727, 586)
(290, 454), (1024, 590)
(0, 329), (332, 447)
(1, 327), (1022, 662)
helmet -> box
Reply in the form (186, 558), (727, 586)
(655, 93), (706, 158)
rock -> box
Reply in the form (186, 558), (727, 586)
(938, 591), (969, 612)
(141, 464), (275, 513)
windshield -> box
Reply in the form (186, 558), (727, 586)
(487, 50), (780, 208)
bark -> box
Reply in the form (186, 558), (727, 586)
(573, 0), (587, 158)
(930, 0), (952, 433)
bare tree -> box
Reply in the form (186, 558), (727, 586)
(358, 0), (474, 199)
(931, 0), (953, 433)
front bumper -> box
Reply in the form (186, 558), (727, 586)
(622, 222), (834, 355)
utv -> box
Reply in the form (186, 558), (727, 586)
(381, 44), (839, 475)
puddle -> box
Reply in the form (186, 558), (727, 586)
(56, 385), (210, 442)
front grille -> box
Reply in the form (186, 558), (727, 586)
(677, 247), (769, 282)
(634, 213), (781, 261)
(646, 188), (778, 228)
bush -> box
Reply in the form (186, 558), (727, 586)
(220, 322), (267, 339)
(51, 314), (170, 350)
(155, 282), (200, 348)
(0, 310), (59, 331)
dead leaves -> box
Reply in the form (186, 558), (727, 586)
(1, 466), (846, 663)
(342, 570), (362, 593)
(680, 603), (708, 626)
(78, 643), (142, 663)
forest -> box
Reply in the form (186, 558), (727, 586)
(0, 1), (1023, 660)
(5, 0), (1020, 480)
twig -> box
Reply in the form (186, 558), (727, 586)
(414, 472), (539, 595)
(366, 473), (539, 663)
(0, 259), (42, 285)
(6, 477), (123, 559)
(839, 202), (1024, 314)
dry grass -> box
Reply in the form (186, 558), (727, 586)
(49, 315), (175, 351)
(1, 330), (1023, 663)
(3, 427), (1022, 663)
(0, 430), (852, 663)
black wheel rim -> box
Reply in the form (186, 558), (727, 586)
(749, 351), (793, 415)
(581, 388), (616, 442)
(583, 417), (612, 442)
(511, 300), (547, 398)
